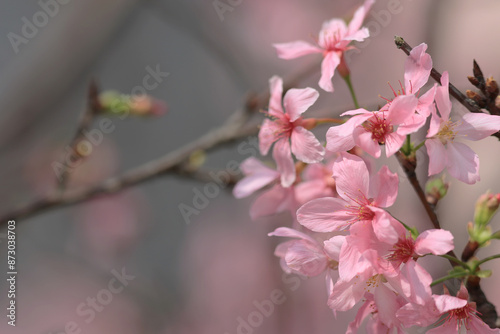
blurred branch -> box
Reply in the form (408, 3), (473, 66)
(58, 80), (101, 191)
(0, 62), (319, 225)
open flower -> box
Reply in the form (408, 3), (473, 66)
(259, 76), (324, 187)
(428, 284), (500, 334)
(233, 157), (296, 220)
(273, 0), (374, 92)
(326, 95), (421, 158)
(425, 71), (500, 184)
(297, 153), (400, 241)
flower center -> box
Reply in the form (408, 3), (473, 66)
(443, 303), (479, 331)
(364, 113), (394, 144)
(387, 237), (416, 266)
(343, 190), (375, 224)
(263, 110), (297, 140)
(436, 119), (459, 144)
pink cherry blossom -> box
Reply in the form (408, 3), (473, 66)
(273, 0), (374, 92)
(326, 94), (422, 158)
(346, 288), (406, 334)
(297, 153), (399, 238)
(233, 157), (296, 220)
(425, 71), (500, 184)
(268, 227), (344, 277)
(427, 284), (500, 334)
(294, 155), (338, 204)
(259, 76), (324, 187)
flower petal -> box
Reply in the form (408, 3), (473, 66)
(371, 165), (399, 207)
(319, 51), (340, 92)
(273, 138), (296, 187)
(297, 197), (354, 232)
(273, 41), (322, 59)
(347, 0), (375, 36)
(435, 71), (452, 120)
(456, 113), (500, 141)
(268, 76), (284, 117)
(326, 112), (372, 153)
(404, 43), (432, 94)
(268, 226), (316, 243)
(446, 141), (480, 184)
(384, 132), (406, 157)
(415, 229), (454, 256)
(332, 153), (370, 203)
(250, 184), (290, 219)
(387, 95), (418, 125)
(425, 139), (447, 176)
(291, 126), (325, 163)
(353, 126), (381, 158)
(283, 87), (319, 122)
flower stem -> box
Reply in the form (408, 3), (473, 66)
(316, 118), (345, 125)
(431, 272), (468, 287)
(439, 254), (469, 269)
(343, 74), (360, 109)
(473, 254), (500, 271)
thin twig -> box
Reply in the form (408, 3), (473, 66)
(0, 64), (318, 225)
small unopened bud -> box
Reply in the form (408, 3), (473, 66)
(468, 75), (480, 88)
(486, 77), (500, 98)
(474, 192), (500, 227)
(425, 177), (449, 206)
(337, 55), (350, 79)
(466, 90), (487, 108)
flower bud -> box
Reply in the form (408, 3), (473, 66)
(466, 90), (487, 108)
(486, 76), (499, 98)
(425, 177), (448, 206)
(473, 192), (500, 227)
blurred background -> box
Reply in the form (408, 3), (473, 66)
(1, 0), (500, 333)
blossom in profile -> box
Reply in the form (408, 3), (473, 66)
(274, 0), (374, 92)
(425, 71), (500, 184)
(259, 76), (324, 187)
(427, 283), (500, 334)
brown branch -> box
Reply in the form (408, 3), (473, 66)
(0, 64), (319, 225)
(394, 36), (500, 140)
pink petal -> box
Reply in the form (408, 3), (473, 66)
(326, 112), (372, 153)
(353, 126), (381, 158)
(233, 173), (277, 199)
(373, 283), (401, 328)
(456, 113), (500, 141)
(268, 226), (316, 243)
(446, 141), (480, 184)
(401, 261), (433, 305)
(324, 236), (345, 261)
(319, 51), (340, 92)
(268, 76), (284, 117)
(384, 132), (406, 157)
(427, 108), (442, 138)
(250, 184), (290, 219)
(371, 208), (405, 244)
(273, 41), (322, 60)
(328, 277), (366, 311)
(294, 179), (333, 204)
(285, 241), (327, 276)
(387, 95), (419, 125)
(297, 197), (355, 232)
(435, 71), (452, 120)
(283, 87), (319, 122)
(433, 295), (467, 314)
(347, 0), (375, 36)
(415, 229), (454, 256)
(397, 112), (427, 136)
(258, 118), (279, 155)
(404, 43), (432, 94)
(371, 165), (399, 207)
(291, 126), (325, 163)
(332, 153), (370, 203)
(319, 19), (347, 47)
(347, 296), (374, 334)
(273, 138), (296, 187)
(425, 139), (447, 176)
(240, 156), (278, 176)
(416, 84), (437, 117)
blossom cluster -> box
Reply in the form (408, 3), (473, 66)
(234, 1), (500, 333)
